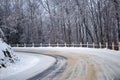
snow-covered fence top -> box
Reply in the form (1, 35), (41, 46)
(10, 42), (120, 51)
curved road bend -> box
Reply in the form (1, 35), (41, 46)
(14, 48), (120, 80)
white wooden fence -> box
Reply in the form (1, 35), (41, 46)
(11, 42), (120, 50)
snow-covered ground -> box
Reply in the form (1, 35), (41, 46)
(1, 47), (120, 80)
(0, 39), (15, 67)
(0, 52), (56, 80)
(13, 47), (120, 80)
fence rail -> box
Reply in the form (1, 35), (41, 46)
(10, 42), (120, 51)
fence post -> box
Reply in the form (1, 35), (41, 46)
(93, 42), (95, 48)
(80, 42), (82, 47)
(118, 42), (120, 50)
(112, 42), (114, 50)
(99, 42), (102, 48)
(40, 43), (42, 47)
(65, 43), (66, 47)
(32, 43), (34, 47)
(87, 42), (88, 48)
(24, 43), (26, 47)
(49, 42), (51, 47)
(17, 44), (18, 47)
(57, 43), (59, 47)
(72, 42), (74, 47)
(106, 42), (108, 49)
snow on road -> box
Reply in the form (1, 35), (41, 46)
(13, 47), (120, 80)
(0, 52), (56, 80)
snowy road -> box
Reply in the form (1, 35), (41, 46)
(14, 47), (120, 80)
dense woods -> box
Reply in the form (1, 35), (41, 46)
(0, 0), (120, 46)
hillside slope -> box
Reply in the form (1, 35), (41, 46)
(0, 38), (17, 68)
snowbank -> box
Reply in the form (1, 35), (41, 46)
(0, 39), (13, 59)
(0, 38), (16, 68)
